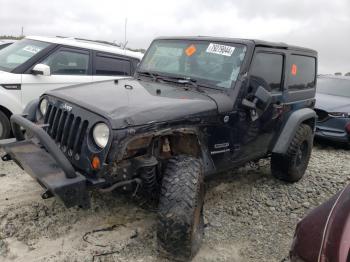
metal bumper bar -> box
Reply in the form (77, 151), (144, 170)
(10, 114), (76, 178)
(0, 115), (90, 208)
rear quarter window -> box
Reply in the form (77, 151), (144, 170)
(94, 53), (131, 76)
(288, 55), (316, 90)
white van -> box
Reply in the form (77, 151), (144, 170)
(0, 36), (143, 139)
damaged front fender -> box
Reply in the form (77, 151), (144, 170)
(107, 125), (216, 175)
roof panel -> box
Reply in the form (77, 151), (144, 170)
(25, 36), (143, 60)
(154, 36), (317, 54)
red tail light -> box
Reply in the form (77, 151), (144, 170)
(346, 122), (350, 134)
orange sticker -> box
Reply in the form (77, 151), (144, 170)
(185, 44), (197, 57)
(291, 64), (298, 75)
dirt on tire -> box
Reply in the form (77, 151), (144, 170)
(157, 155), (205, 261)
(271, 124), (313, 182)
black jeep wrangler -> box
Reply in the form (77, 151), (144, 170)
(0, 37), (317, 261)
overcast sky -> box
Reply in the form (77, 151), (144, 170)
(0, 0), (349, 74)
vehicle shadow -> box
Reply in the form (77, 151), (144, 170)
(314, 137), (350, 150)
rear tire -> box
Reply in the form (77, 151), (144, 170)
(157, 155), (205, 261)
(0, 111), (11, 140)
(271, 124), (313, 182)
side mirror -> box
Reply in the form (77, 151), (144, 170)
(242, 86), (272, 121)
(255, 86), (272, 107)
(32, 64), (51, 76)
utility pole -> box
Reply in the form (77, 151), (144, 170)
(124, 18), (127, 49)
(21, 26), (24, 38)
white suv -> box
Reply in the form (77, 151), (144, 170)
(0, 36), (143, 139)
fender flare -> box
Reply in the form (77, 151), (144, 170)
(23, 99), (39, 121)
(272, 108), (316, 155)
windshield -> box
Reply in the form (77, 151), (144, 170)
(317, 77), (350, 98)
(138, 40), (247, 89)
(0, 39), (50, 72)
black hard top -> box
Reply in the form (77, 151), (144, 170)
(154, 36), (317, 55)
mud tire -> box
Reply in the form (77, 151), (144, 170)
(271, 124), (313, 182)
(157, 155), (205, 261)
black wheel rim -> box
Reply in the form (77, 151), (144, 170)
(296, 141), (308, 167)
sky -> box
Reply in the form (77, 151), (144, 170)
(0, 0), (349, 74)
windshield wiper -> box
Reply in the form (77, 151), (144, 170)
(137, 71), (220, 92)
(175, 77), (204, 93)
(137, 70), (158, 81)
(160, 75), (219, 93)
(154, 75), (203, 92)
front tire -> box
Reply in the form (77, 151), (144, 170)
(157, 155), (205, 261)
(271, 124), (313, 182)
(0, 111), (11, 140)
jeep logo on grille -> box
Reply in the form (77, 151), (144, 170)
(61, 103), (72, 112)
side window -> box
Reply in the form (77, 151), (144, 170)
(94, 53), (131, 76)
(250, 52), (284, 92)
(42, 49), (89, 75)
(288, 55), (316, 90)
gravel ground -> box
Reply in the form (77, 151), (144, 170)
(0, 143), (349, 262)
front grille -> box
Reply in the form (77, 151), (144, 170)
(44, 104), (89, 158)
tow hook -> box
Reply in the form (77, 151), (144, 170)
(41, 190), (54, 199)
(1, 154), (12, 162)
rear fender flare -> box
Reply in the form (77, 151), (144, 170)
(272, 108), (316, 155)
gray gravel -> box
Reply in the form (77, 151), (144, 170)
(0, 144), (349, 262)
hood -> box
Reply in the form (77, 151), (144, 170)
(316, 93), (350, 112)
(45, 79), (228, 129)
(0, 69), (12, 76)
(290, 189), (343, 262)
(291, 184), (350, 262)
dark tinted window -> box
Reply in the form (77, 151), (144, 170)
(42, 49), (89, 75)
(317, 77), (350, 98)
(288, 55), (316, 90)
(95, 53), (131, 76)
(0, 43), (11, 50)
(250, 52), (283, 92)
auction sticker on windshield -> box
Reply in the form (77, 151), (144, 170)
(206, 43), (235, 56)
(22, 45), (42, 54)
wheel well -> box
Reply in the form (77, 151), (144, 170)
(0, 105), (12, 119)
(301, 117), (316, 132)
(168, 134), (201, 158)
(123, 133), (202, 160)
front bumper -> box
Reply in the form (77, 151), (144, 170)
(315, 118), (350, 144)
(0, 115), (90, 208)
(315, 128), (350, 144)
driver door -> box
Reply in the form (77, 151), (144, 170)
(234, 50), (286, 162)
(21, 47), (92, 107)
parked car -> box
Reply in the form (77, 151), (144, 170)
(0, 36), (317, 261)
(0, 36), (143, 139)
(315, 75), (350, 145)
(290, 183), (350, 262)
(0, 39), (16, 50)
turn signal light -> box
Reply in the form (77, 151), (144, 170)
(91, 156), (101, 170)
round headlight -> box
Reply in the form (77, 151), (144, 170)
(92, 123), (110, 149)
(39, 99), (48, 116)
